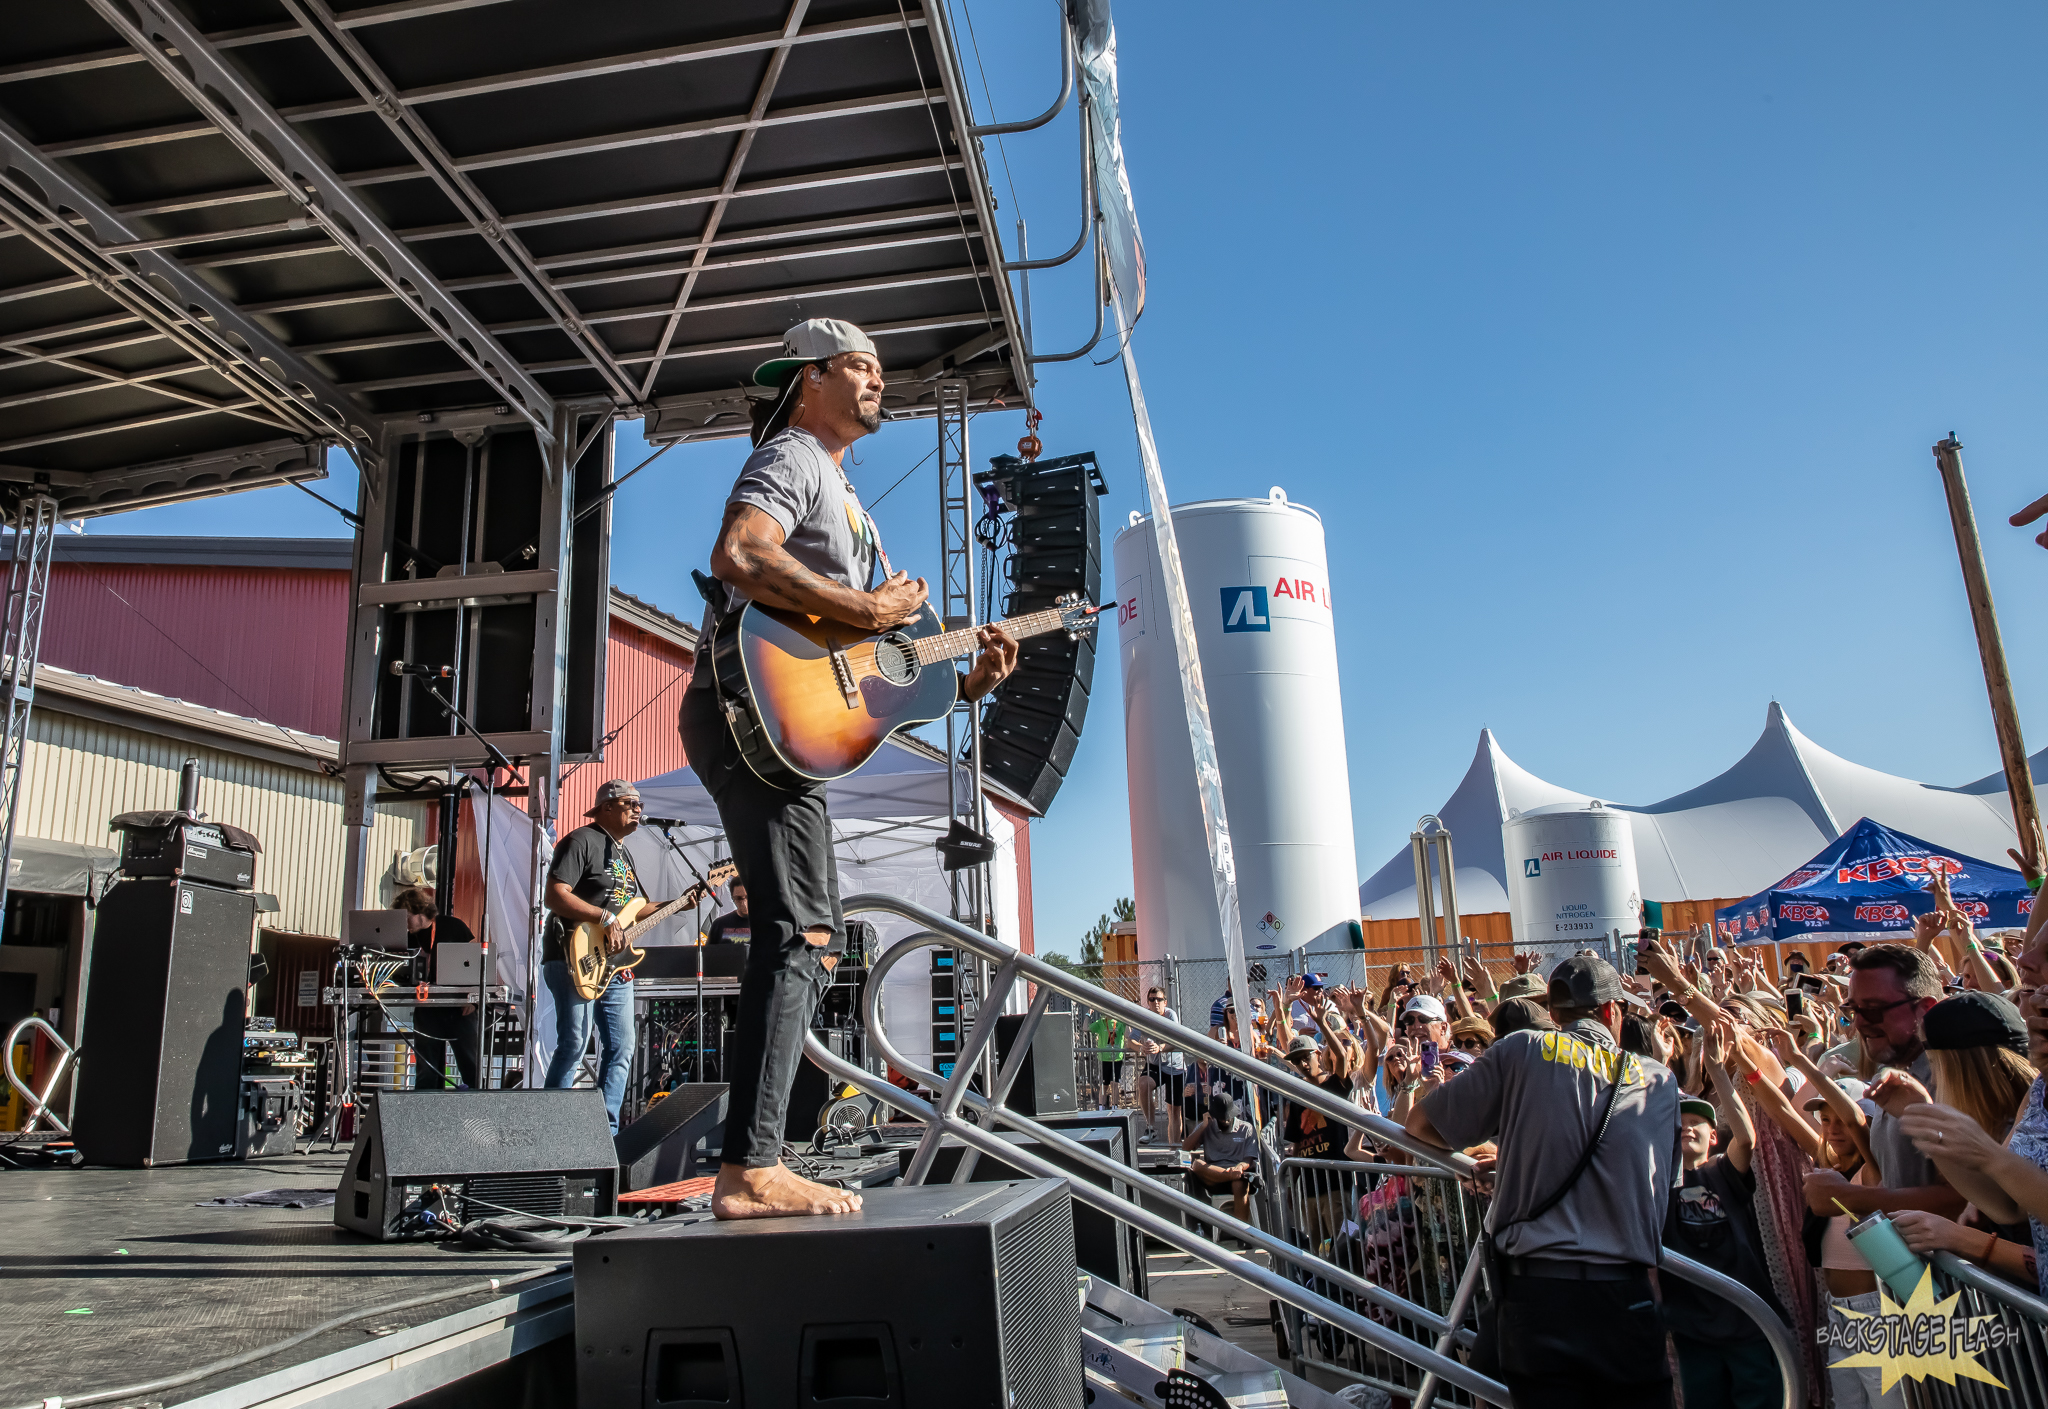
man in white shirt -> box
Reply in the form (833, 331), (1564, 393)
(1134, 985), (1187, 1144)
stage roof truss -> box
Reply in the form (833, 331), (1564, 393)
(0, 0), (1059, 518)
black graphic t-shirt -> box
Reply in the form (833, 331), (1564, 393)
(706, 910), (751, 945)
(1660, 1156), (1787, 1344)
(541, 824), (642, 963)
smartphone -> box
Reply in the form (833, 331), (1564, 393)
(1786, 990), (1806, 1021)
(1420, 1041), (1440, 1075)
(1796, 973), (1825, 994)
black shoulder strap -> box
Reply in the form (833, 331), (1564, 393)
(1492, 1047), (1630, 1236)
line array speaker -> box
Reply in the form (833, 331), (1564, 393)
(974, 452), (1107, 813)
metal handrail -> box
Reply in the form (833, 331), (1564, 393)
(839, 892), (1804, 1408)
(845, 892), (1477, 1177)
(965, 7), (1074, 137)
(4, 1015), (75, 1134)
(1932, 1248), (2048, 1321)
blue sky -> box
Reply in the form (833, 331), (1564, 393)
(104, 3), (2048, 959)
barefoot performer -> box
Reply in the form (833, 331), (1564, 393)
(679, 319), (1018, 1219)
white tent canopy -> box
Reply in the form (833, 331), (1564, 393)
(1359, 702), (2041, 919)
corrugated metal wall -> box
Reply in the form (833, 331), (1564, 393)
(558, 617), (694, 822)
(42, 564), (349, 738)
(22, 707), (426, 937)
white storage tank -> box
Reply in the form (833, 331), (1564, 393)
(1502, 801), (1642, 966)
(1115, 489), (1359, 963)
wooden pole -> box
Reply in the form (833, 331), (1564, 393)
(1933, 435), (2047, 877)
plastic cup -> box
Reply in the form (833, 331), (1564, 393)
(1846, 1210), (1928, 1304)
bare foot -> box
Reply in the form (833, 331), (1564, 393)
(712, 1161), (864, 1220)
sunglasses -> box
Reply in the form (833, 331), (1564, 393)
(1455, 1038), (1487, 1052)
(1400, 1014), (1436, 1028)
(1842, 996), (1919, 1024)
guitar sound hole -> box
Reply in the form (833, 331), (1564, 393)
(873, 635), (917, 685)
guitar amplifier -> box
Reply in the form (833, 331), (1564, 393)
(117, 819), (256, 890)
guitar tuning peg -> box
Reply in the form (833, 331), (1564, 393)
(1067, 630), (1078, 641)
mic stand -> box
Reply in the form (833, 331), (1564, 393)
(410, 675), (518, 1090)
(652, 822), (712, 1085)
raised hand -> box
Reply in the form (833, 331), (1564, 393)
(1867, 1068), (1933, 1117)
(1284, 974), (1306, 1002)
(1461, 952), (1491, 995)
(1513, 951), (1536, 975)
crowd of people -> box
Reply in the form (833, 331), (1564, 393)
(1087, 888), (2048, 1409)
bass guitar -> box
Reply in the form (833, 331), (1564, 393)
(705, 593), (1099, 785)
(566, 859), (738, 1000)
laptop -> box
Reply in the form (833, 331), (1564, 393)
(346, 909), (411, 952)
(434, 941), (484, 986)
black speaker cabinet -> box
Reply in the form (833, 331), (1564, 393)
(334, 1088), (618, 1240)
(74, 878), (254, 1167)
(575, 1181), (1080, 1409)
(616, 1084), (727, 1191)
(897, 1125), (1141, 1296)
(993, 1010), (1076, 1116)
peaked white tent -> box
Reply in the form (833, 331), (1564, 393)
(1359, 703), (2040, 919)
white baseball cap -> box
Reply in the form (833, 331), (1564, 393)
(753, 318), (878, 387)
(1402, 994), (1448, 1022)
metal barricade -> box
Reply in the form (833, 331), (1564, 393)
(828, 891), (1804, 1409)
(1279, 1158), (1491, 1401)
(1901, 1251), (2048, 1409)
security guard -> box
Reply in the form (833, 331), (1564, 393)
(1405, 955), (1683, 1409)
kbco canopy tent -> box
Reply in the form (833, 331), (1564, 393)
(1713, 817), (2034, 946)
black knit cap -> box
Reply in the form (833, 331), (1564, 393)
(1923, 991), (2028, 1057)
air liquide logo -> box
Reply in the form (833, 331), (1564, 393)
(1523, 858), (1541, 878)
(1220, 586), (1270, 633)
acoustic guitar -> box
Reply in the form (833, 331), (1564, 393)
(704, 592), (1099, 785)
(566, 859), (738, 1000)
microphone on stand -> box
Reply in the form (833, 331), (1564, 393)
(643, 816), (688, 828)
(389, 660), (454, 678)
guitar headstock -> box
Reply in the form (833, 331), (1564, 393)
(1054, 592), (1101, 641)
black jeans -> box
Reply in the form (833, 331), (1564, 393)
(1496, 1267), (1671, 1409)
(679, 685), (845, 1168)
(409, 1005), (479, 1090)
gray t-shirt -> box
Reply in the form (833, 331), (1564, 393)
(1198, 1117), (1259, 1167)
(1871, 1051), (1940, 1190)
(692, 427), (881, 685)
(1424, 1018), (1682, 1266)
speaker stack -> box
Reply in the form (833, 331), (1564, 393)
(973, 451), (1107, 813)
(74, 772), (264, 1168)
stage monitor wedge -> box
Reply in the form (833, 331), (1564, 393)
(616, 1084), (728, 1191)
(575, 1181), (1081, 1409)
(971, 452), (1108, 815)
(334, 1088), (617, 1239)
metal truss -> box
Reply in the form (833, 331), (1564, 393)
(280, 0), (643, 405)
(0, 439), (328, 520)
(0, 491), (58, 922)
(83, 0), (556, 429)
(19, 12), (928, 157)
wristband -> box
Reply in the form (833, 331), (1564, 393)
(2030, 875), (2044, 895)
(1745, 1069), (1765, 1084)
(1982, 1228), (2000, 1263)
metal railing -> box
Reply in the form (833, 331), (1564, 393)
(4, 1016), (76, 1134)
(1278, 1158), (1492, 1401)
(826, 892), (1802, 1408)
(1903, 1251), (2048, 1408)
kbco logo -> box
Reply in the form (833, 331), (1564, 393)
(1782, 869), (1823, 889)
(1853, 903), (1911, 924)
(1955, 899), (1991, 919)
(1541, 849), (1620, 862)
(1778, 903), (1832, 924)
(1837, 855), (1964, 884)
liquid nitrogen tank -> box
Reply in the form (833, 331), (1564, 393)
(1115, 489), (1359, 964)
(1502, 801), (1642, 965)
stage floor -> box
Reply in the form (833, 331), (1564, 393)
(1, 1152), (575, 1409)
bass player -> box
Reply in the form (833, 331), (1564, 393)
(541, 778), (671, 1133)
(679, 318), (1017, 1218)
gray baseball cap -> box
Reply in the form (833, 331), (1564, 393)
(585, 779), (642, 817)
(1548, 954), (1627, 1008)
(753, 318), (878, 387)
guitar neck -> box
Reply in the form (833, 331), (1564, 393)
(910, 606), (1078, 667)
(622, 896), (689, 942)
